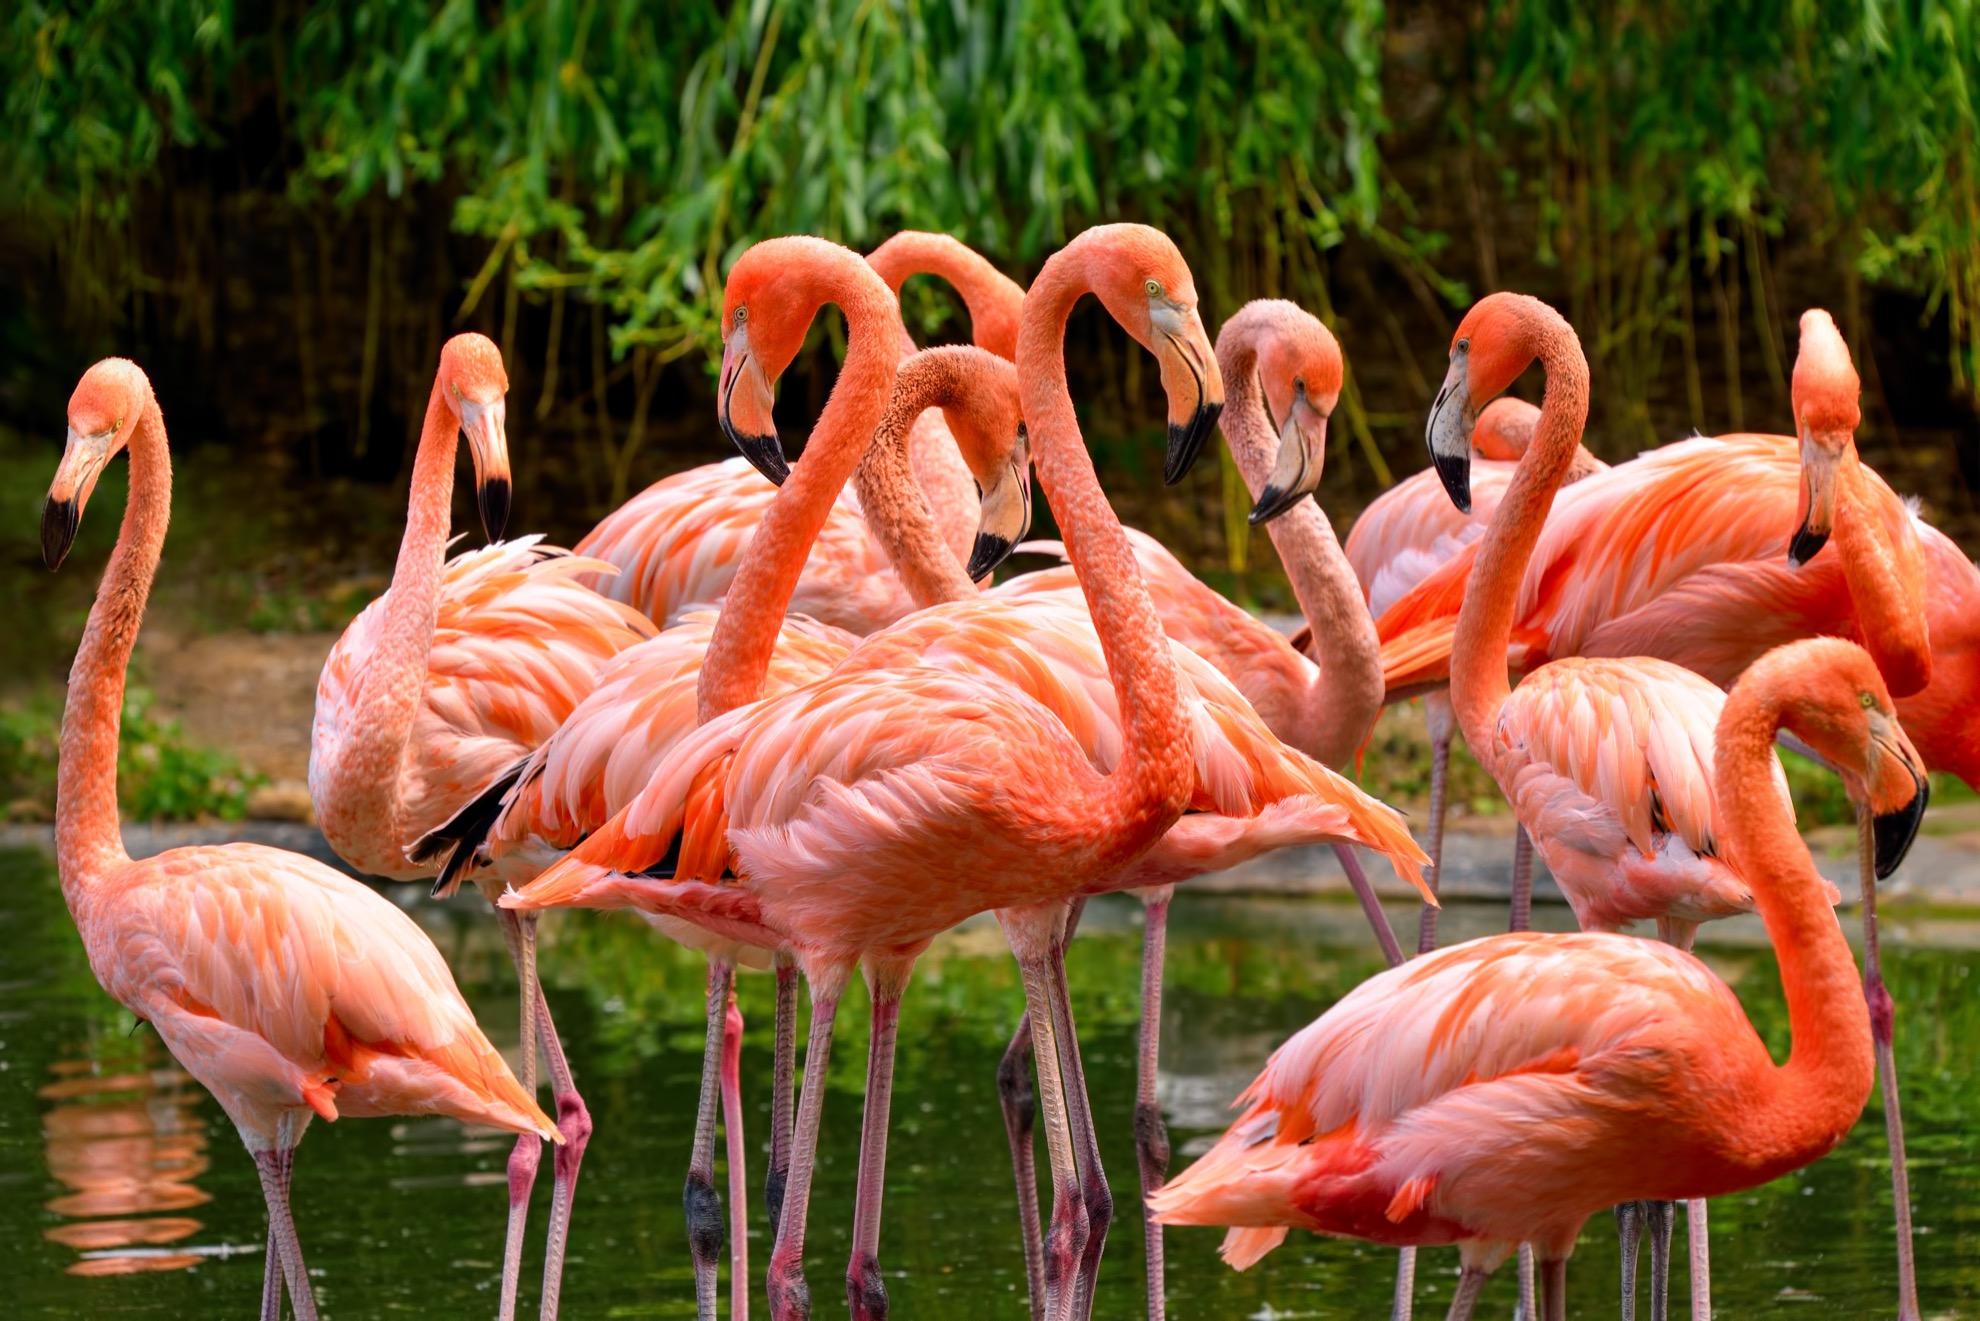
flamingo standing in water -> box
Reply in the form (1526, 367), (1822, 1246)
(573, 232), (1023, 632)
(40, 359), (559, 1321)
(1151, 634), (1928, 1321)
(309, 333), (653, 1318)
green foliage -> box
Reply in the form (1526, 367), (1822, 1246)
(0, 688), (262, 823)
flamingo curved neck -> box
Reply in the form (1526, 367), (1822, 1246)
(1715, 689), (1875, 1162)
(1016, 247), (1193, 844)
(319, 383), (461, 847)
(57, 395), (169, 890)
(1833, 455), (1932, 697)
(1217, 326), (1382, 768)
(1449, 320), (1590, 772)
(697, 268), (905, 722)
(853, 357), (984, 611)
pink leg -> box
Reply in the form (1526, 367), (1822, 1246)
(1444, 1265), (1489, 1321)
(254, 1145), (318, 1321)
(259, 1224), (283, 1321)
(1333, 843), (1405, 966)
(494, 907), (542, 1321)
(998, 1011), (1047, 1321)
(1135, 893), (1171, 1321)
(1390, 1244), (1416, 1321)
(768, 952), (798, 1243)
(1686, 1201), (1710, 1320)
(1518, 1244), (1538, 1319)
(1507, 827), (1534, 932)
(1045, 936), (1111, 1320)
(1012, 942), (1087, 1321)
(1859, 809), (1921, 1320)
(846, 963), (912, 1321)
(722, 983), (751, 1321)
(1540, 1257), (1567, 1321)
(687, 959), (735, 1321)
(768, 965), (849, 1321)
(530, 940), (593, 1321)
(1418, 718), (1453, 955)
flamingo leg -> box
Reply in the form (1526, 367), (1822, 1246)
(997, 1010), (1046, 1321)
(531, 933), (593, 1321)
(1858, 807), (1921, 1321)
(1333, 843), (1405, 966)
(1516, 1244), (1537, 1320)
(1419, 710), (1453, 955)
(1539, 1257), (1567, 1321)
(254, 1145), (318, 1321)
(1616, 1201), (1643, 1321)
(846, 963), (912, 1321)
(1135, 891), (1172, 1321)
(1389, 1245), (1416, 1321)
(767, 964), (848, 1321)
(1444, 1265), (1490, 1321)
(768, 951), (798, 1242)
(494, 906), (542, 1321)
(721, 983), (751, 1321)
(687, 958), (735, 1321)
(1686, 1200), (1710, 1320)
(1507, 826), (1534, 932)
(1014, 943), (1087, 1321)
(1046, 931), (1112, 1319)
(259, 1224), (283, 1321)
(1647, 1201), (1673, 1321)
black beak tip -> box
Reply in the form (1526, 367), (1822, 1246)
(722, 416), (790, 487)
(1872, 776), (1929, 881)
(1430, 451), (1473, 515)
(1787, 522), (1829, 568)
(477, 475), (512, 544)
(41, 497), (78, 571)
(1248, 485), (1299, 526)
(1164, 402), (1223, 486)
(966, 531), (1015, 582)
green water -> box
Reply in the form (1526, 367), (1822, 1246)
(2, 846), (1975, 1318)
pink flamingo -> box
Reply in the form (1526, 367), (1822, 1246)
(309, 333), (652, 1318)
(572, 232), (1023, 632)
(41, 358), (559, 1321)
(1150, 633), (1927, 1321)
(501, 225), (1425, 1321)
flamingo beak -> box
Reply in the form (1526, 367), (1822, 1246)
(967, 425), (1033, 581)
(1151, 302), (1224, 485)
(1867, 714), (1929, 880)
(1426, 353), (1477, 514)
(1789, 428), (1849, 567)
(1250, 393), (1328, 525)
(459, 396), (511, 542)
(719, 324), (787, 486)
(42, 424), (117, 570)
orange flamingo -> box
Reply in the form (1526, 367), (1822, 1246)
(572, 232), (1024, 632)
(501, 225), (1413, 1321)
(1150, 634), (1927, 1321)
(309, 333), (651, 1318)
(40, 359), (558, 1321)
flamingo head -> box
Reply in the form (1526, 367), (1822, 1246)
(1073, 224), (1225, 485)
(1764, 637), (1929, 879)
(1425, 292), (1560, 514)
(1787, 309), (1862, 567)
(1246, 306), (1343, 525)
(437, 333), (512, 542)
(1472, 397), (1542, 461)
(904, 348), (1031, 581)
(44, 358), (152, 570)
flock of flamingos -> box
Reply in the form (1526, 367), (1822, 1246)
(36, 220), (1972, 1320)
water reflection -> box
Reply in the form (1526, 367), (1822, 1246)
(40, 1045), (211, 1276)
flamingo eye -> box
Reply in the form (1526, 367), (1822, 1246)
(1860, 692), (1877, 710)
(1456, 337), (1470, 354)
(734, 306), (748, 327)
(1144, 279), (1161, 297)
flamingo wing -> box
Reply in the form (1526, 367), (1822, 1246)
(574, 458), (915, 633)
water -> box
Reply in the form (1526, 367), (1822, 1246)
(2, 846), (1975, 1318)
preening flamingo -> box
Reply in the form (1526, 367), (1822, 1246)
(499, 225), (1405, 1321)
(572, 232), (1024, 632)
(308, 332), (652, 1318)
(1153, 635), (1928, 1321)
(41, 359), (558, 1321)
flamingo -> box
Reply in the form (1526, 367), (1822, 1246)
(499, 224), (1423, 1321)
(1150, 633), (1928, 1321)
(572, 232), (1023, 632)
(40, 358), (559, 1321)
(307, 333), (652, 1318)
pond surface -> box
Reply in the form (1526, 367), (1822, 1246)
(1, 845), (1975, 1318)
